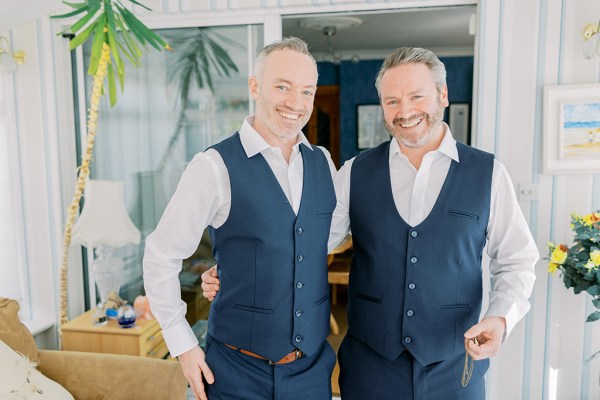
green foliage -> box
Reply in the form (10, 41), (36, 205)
(547, 211), (600, 322)
(52, 0), (171, 106)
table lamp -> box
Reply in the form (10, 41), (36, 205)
(71, 180), (141, 310)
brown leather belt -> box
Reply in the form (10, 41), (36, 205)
(224, 344), (304, 365)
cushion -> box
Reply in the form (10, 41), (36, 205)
(0, 339), (74, 399)
(0, 298), (39, 362)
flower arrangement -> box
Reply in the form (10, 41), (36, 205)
(547, 211), (600, 321)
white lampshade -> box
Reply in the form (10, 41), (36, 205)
(72, 180), (141, 248)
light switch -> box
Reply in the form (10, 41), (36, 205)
(517, 183), (539, 201)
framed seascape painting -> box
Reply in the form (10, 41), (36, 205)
(543, 83), (600, 174)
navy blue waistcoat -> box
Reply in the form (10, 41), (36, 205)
(208, 133), (336, 361)
(348, 140), (494, 366)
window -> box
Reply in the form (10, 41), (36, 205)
(74, 25), (263, 315)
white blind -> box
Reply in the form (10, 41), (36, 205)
(0, 79), (23, 302)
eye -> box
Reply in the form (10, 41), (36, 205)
(386, 100), (398, 105)
(412, 95), (423, 100)
(276, 85), (290, 91)
(302, 90), (314, 96)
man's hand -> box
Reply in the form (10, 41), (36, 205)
(178, 346), (215, 400)
(201, 265), (220, 301)
(463, 316), (506, 360)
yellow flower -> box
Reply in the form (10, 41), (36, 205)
(583, 212), (600, 226)
(591, 250), (600, 267)
(550, 244), (568, 265)
(548, 262), (560, 274)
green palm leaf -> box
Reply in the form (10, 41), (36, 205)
(53, 0), (171, 106)
(157, 28), (240, 170)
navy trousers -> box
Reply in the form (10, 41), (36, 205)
(338, 334), (488, 400)
(204, 335), (336, 400)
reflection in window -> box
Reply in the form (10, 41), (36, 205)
(78, 25), (263, 307)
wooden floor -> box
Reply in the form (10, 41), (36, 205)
(326, 286), (348, 397)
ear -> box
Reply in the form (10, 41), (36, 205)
(439, 84), (449, 107)
(249, 76), (259, 100)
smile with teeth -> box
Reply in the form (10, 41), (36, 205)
(398, 118), (422, 128)
(279, 110), (301, 120)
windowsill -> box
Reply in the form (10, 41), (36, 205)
(21, 315), (56, 336)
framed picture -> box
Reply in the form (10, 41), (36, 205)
(448, 103), (470, 144)
(543, 83), (600, 174)
(357, 104), (390, 149)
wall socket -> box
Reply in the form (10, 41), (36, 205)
(517, 182), (539, 201)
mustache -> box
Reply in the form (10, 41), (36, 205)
(392, 113), (429, 126)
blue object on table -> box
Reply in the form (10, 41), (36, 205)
(105, 308), (118, 320)
(191, 320), (208, 351)
(117, 304), (136, 328)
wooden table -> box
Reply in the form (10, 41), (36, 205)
(328, 235), (352, 335)
(61, 308), (169, 359)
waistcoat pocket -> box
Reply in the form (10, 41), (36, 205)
(447, 210), (479, 221)
(234, 304), (275, 314)
(356, 292), (382, 304)
(441, 303), (470, 311)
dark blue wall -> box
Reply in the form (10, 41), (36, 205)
(317, 56), (473, 163)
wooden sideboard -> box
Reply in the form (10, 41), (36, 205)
(61, 309), (169, 359)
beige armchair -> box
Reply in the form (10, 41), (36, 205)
(0, 298), (188, 400)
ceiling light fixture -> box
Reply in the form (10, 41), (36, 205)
(0, 36), (26, 73)
(299, 16), (362, 64)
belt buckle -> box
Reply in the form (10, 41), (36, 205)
(295, 349), (301, 360)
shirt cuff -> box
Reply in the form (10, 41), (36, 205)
(161, 320), (199, 357)
(483, 300), (522, 343)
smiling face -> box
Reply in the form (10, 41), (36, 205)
(249, 49), (318, 143)
(380, 62), (449, 149)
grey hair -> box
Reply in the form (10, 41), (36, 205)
(375, 47), (446, 96)
(253, 37), (317, 77)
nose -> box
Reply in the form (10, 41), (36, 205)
(284, 90), (304, 111)
(393, 100), (413, 119)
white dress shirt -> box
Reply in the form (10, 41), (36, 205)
(144, 116), (337, 357)
(328, 125), (538, 339)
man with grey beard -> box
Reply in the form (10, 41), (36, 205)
(328, 47), (538, 399)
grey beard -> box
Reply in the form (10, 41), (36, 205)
(384, 107), (445, 149)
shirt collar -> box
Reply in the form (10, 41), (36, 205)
(239, 116), (312, 158)
(388, 123), (460, 163)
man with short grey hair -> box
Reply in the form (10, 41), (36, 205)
(331, 47), (538, 399)
(144, 37), (337, 400)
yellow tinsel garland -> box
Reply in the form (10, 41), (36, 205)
(58, 42), (111, 344)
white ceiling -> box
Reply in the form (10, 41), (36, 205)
(1, 3), (476, 60)
(282, 5), (477, 60)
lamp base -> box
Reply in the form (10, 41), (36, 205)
(93, 245), (124, 307)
